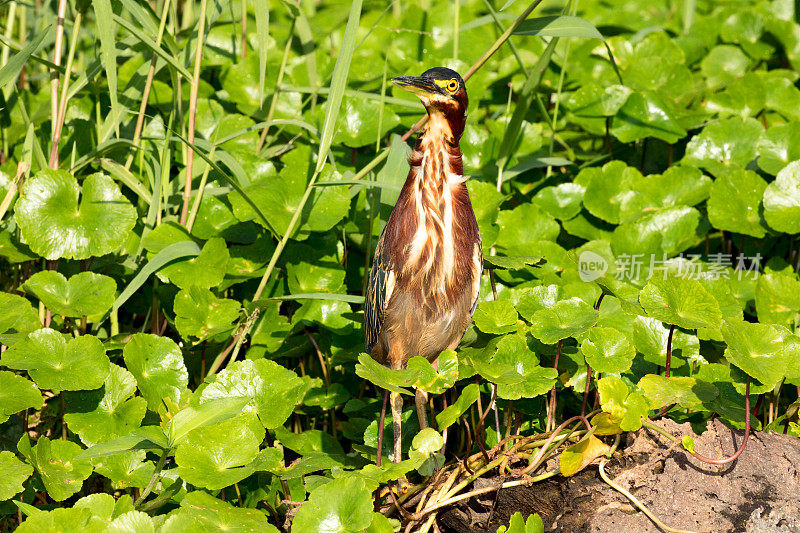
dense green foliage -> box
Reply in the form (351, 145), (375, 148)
(1, 0), (800, 531)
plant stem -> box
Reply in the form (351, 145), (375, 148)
(180, 0), (209, 226)
(134, 448), (169, 508)
(665, 324), (675, 378)
(547, 340), (562, 431)
(48, 0), (68, 168)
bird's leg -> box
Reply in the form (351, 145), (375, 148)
(376, 389), (388, 466)
(415, 388), (429, 429)
(390, 391), (403, 462)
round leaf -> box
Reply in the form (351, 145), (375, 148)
(1, 329), (110, 391)
(0, 451), (33, 500)
(580, 327), (635, 374)
(763, 160), (800, 234)
(292, 475), (375, 533)
(30, 437), (93, 501)
(530, 298), (598, 344)
(721, 318), (800, 389)
(757, 123), (800, 175)
(23, 271), (116, 317)
(639, 276), (722, 330)
(707, 169), (767, 238)
(122, 333), (188, 411)
(174, 287), (240, 340)
(683, 117), (763, 177)
(14, 170), (136, 260)
(0, 370), (43, 424)
(472, 300), (519, 334)
(0, 292), (40, 346)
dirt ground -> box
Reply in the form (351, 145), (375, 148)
(438, 419), (800, 532)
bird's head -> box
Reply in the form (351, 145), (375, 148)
(392, 67), (468, 118)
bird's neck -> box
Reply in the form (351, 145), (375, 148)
(403, 113), (466, 281)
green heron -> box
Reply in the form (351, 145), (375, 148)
(365, 67), (482, 463)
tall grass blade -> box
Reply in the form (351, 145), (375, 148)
(113, 14), (192, 81)
(0, 25), (52, 92)
(254, 0), (269, 104)
(113, 241), (202, 312)
(514, 15), (603, 38)
(92, 0), (119, 137)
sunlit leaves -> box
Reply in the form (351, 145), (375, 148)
(175, 413), (265, 490)
(64, 364), (147, 447)
(597, 376), (649, 431)
(683, 117), (763, 177)
(707, 169), (768, 237)
(580, 327), (635, 373)
(701, 45), (750, 89)
(721, 318), (800, 389)
(560, 435), (611, 477)
(199, 359), (309, 429)
(122, 334), (188, 411)
(0, 371), (42, 424)
(0, 292), (40, 346)
(494, 203), (559, 255)
(165, 490), (278, 532)
(581, 161), (648, 224)
(292, 475), (376, 533)
(14, 170), (136, 260)
(637, 375), (718, 411)
(610, 91), (686, 144)
(1, 329), (110, 391)
(530, 298), (598, 344)
(27, 437), (93, 501)
(473, 300), (518, 334)
(174, 287), (240, 340)
(639, 276), (722, 330)
(757, 123), (800, 175)
(23, 271), (116, 317)
(763, 161), (800, 234)
(0, 451), (32, 500)
(435, 383), (479, 430)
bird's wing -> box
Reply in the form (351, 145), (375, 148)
(365, 235), (395, 354)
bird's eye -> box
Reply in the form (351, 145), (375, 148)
(446, 79), (459, 92)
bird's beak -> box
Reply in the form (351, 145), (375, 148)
(391, 76), (442, 98)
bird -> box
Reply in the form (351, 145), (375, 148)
(365, 67), (482, 464)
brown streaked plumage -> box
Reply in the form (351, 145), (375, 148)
(365, 67), (482, 464)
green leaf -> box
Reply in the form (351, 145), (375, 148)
(0, 451), (33, 500)
(355, 353), (415, 396)
(199, 359), (310, 429)
(639, 276), (722, 330)
(533, 183), (585, 221)
(701, 45), (750, 89)
(408, 350), (458, 394)
(610, 91), (687, 144)
(682, 436), (695, 453)
(1, 329), (109, 391)
(173, 286), (240, 340)
(483, 255), (543, 270)
(14, 170), (136, 260)
(530, 298), (598, 344)
(683, 118), (763, 178)
(755, 270), (800, 325)
(560, 435), (611, 477)
(30, 437), (93, 501)
(16, 508), (94, 532)
(122, 334), (188, 411)
(611, 206), (701, 256)
(167, 397), (251, 447)
(473, 300), (519, 334)
(253, 0), (269, 104)
(166, 491), (278, 532)
(75, 426), (168, 459)
(516, 285), (561, 322)
(175, 412), (265, 490)
(721, 318), (800, 389)
(634, 165), (711, 208)
(497, 512), (544, 533)
(0, 370), (43, 424)
(23, 271), (116, 317)
(0, 292), (40, 346)
(435, 383), (479, 430)
(64, 364), (147, 447)
(292, 475), (375, 533)
(494, 203), (559, 255)
(757, 123), (800, 175)
(581, 161), (648, 224)
(637, 374), (718, 411)
(514, 15), (603, 38)
(580, 327), (635, 374)
(491, 334), (558, 400)
(632, 316), (698, 368)
(597, 376), (649, 431)
(705, 73), (765, 118)
(763, 161), (800, 234)
(159, 238), (229, 289)
(707, 168), (768, 238)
